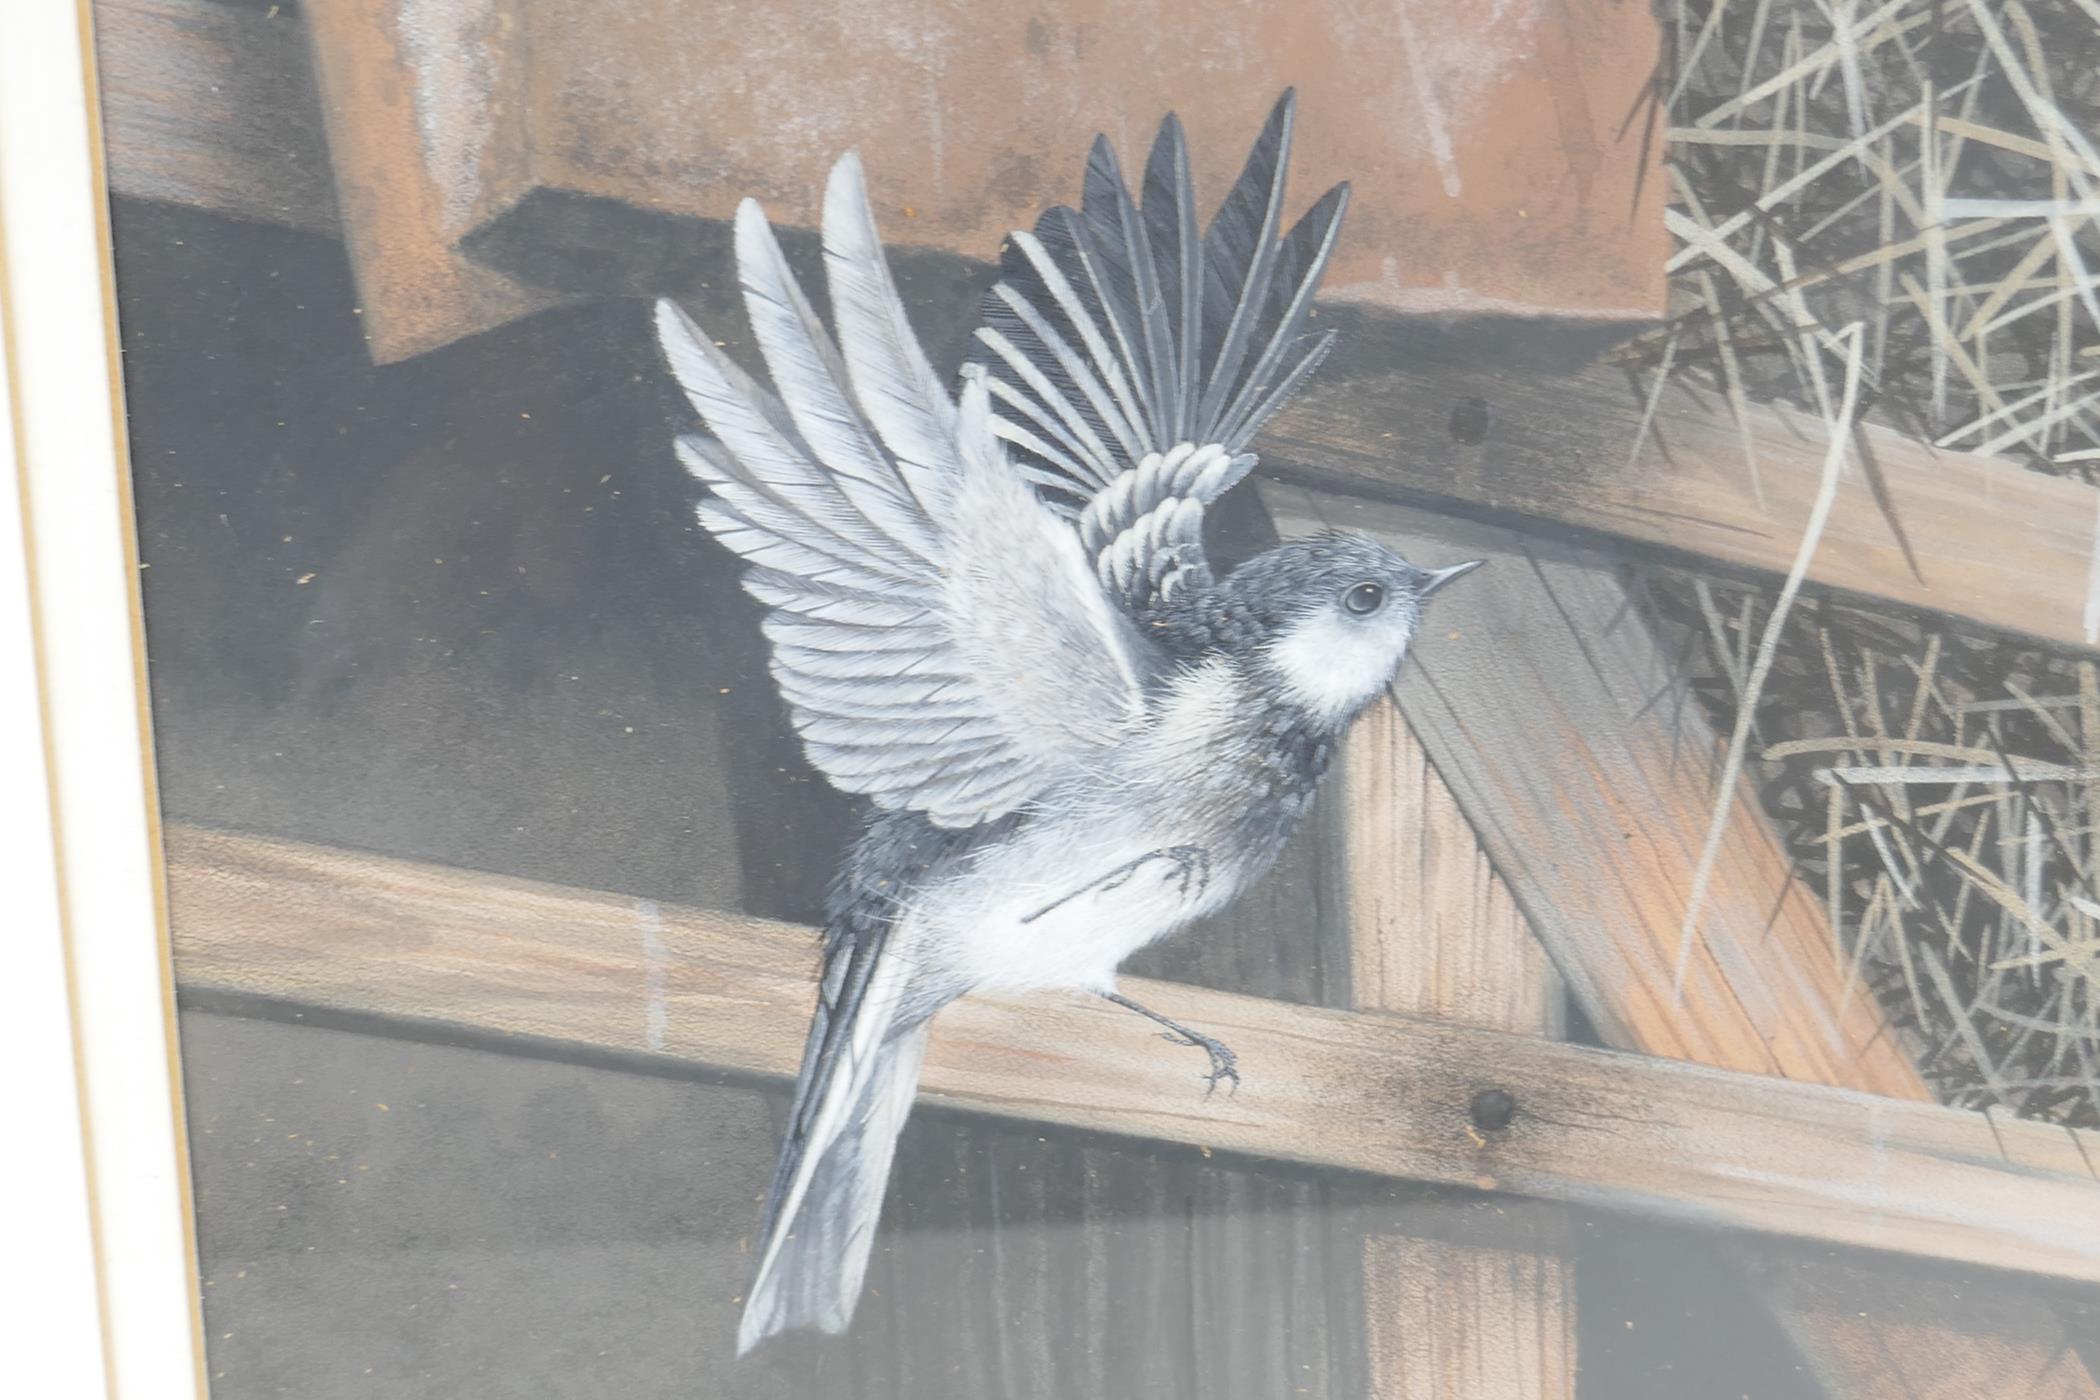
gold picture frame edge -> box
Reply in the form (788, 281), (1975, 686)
(0, 2), (206, 1395)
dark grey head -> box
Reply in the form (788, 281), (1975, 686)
(1218, 532), (1481, 727)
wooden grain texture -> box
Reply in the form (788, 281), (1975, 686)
(93, 0), (336, 232)
(1266, 485), (1931, 1094)
(1365, 1206), (1576, 1400)
(501, 0), (1666, 317)
(163, 823), (2100, 1285)
(1266, 485), (2100, 1395)
(1342, 699), (1562, 1036)
(95, 0), (1663, 344)
(1341, 702), (1575, 1399)
(1750, 1251), (2100, 1400)
(1269, 310), (2100, 655)
(295, 0), (562, 360)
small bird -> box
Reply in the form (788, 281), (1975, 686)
(653, 91), (1481, 1355)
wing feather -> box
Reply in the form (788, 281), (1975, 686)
(983, 264), (1144, 470)
(773, 669), (979, 712)
(665, 347), (931, 591)
(1082, 138), (1175, 447)
(740, 567), (926, 625)
(760, 615), (947, 655)
(1037, 206), (1157, 480)
(656, 158), (1151, 828)
(769, 686), (980, 724)
(822, 154), (958, 517)
(973, 322), (1122, 488)
(694, 498), (908, 596)
(734, 202), (942, 564)
(1215, 186), (1350, 447)
(1141, 114), (1203, 445)
(969, 90), (1348, 615)
(1195, 96), (1292, 432)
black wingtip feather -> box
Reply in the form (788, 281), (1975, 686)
(1194, 91), (1303, 432)
(1141, 111), (1200, 442)
(1082, 133), (1126, 211)
(975, 89), (1344, 486)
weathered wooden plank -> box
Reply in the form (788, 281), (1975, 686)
(92, 0), (336, 232)
(295, 0), (563, 360)
(1342, 699), (1563, 1036)
(1340, 701), (1576, 1399)
(1269, 308), (2100, 654)
(88, 3), (2096, 658)
(113, 0), (1662, 355)
(1364, 1202), (1577, 1400)
(503, 0), (1668, 316)
(163, 822), (2100, 1285)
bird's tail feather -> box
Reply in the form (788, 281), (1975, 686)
(738, 951), (928, 1355)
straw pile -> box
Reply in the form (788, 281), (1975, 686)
(1636, 0), (2100, 474)
(1636, 0), (2100, 1124)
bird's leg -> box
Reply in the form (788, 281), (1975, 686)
(1020, 846), (1211, 924)
(1100, 991), (1240, 1097)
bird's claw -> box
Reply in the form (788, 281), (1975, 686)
(1023, 845), (1215, 925)
(1163, 845), (1211, 902)
(1103, 844), (1211, 902)
(1158, 1026), (1240, 1098)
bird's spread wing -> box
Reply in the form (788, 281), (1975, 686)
(655, 156), (1149, 828)
(971, 90), (1350, 613)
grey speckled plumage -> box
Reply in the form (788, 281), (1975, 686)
(652, 90), (1480, 1356)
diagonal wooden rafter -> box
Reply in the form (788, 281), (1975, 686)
(1261, 483), (2100, 1397)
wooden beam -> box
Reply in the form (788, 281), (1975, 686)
(294, 0), (566, 362)
(1366, 1202), (1576, 1400)
(1342, 702), (1565, 1037)
(92, 0), (335, 233)
(1263, 485), (2100, 1395)
(164, 822), (2100, 1285)
(1340, 702), (1576, 1399)
(88, 0), (2100, 650)
(1266, 308), (2100, 655)
(105, 0), (1664, 355)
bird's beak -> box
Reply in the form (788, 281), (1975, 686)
(1418, 559), (1485, 598)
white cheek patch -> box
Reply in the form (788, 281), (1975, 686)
(1265, 608), (1414, 725)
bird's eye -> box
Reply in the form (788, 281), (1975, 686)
(1342, 581), (1386, 616)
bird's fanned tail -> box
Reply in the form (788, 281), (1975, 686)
(739, 919), (926, 1355)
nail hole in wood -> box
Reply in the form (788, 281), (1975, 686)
(1469, 1086), (1517, 1133)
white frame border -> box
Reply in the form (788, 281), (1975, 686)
(1, 3), (205, 1396)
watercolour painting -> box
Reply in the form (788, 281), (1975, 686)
(60, 0), (2100, 1395)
